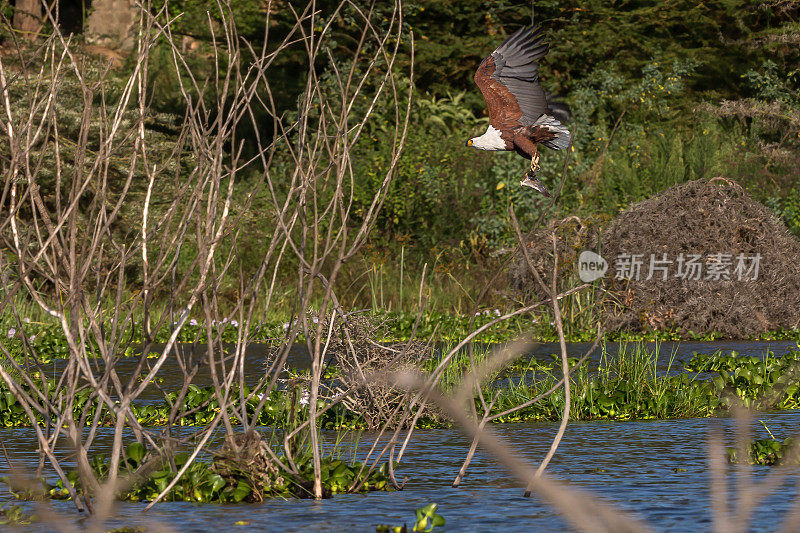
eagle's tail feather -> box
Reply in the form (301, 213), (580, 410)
(535, 114), (571, 150)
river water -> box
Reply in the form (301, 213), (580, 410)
(2, 341), (800, 531)
(26, 339), (799, 400)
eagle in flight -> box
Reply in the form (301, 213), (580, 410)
(467, 25), (570, 197)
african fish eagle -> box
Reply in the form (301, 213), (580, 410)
(467, 25), (570, 197)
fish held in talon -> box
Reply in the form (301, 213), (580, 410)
(520, 171), (551, 197)
(466, 25), (570, 196)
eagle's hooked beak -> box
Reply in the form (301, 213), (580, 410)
(466, 139), (473, 147)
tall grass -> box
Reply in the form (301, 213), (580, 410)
(482, 341), (715, 422)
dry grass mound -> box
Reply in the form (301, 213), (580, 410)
(323, 313), (425, 429)
(509, 215), (603, 301)
(601, 177), (800, 336)
(212, 431), (285, 501)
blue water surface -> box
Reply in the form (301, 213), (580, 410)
(3, 411), (800, 532)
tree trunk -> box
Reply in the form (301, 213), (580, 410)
(86, 0), (138, 50)
(13, 0), (42, 40)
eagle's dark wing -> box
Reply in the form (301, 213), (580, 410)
(474, 26), (550, 129)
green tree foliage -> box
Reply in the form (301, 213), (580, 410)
(6, 0), (799, 312)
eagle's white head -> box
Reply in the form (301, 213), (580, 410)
(467, 125), (506, 151)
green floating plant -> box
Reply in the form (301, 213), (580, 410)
(727, 437), (797, 466)
(413, 503), (446, 532)
(0, 502), (36, 525)
(2, 439), (394, 504)
(376, 503), (445, 533)
(727, 421), (800, 466)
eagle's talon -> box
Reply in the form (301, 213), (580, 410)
(529, 152), (541, 173)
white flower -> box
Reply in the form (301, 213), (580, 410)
(23, 318), (30, 323)
(189, 319), (198, 326)
(282, 322), (290, 330)
(29, 335), (36, 342)
(7, 328), (15, 338)
(299, 389), (310, 406)
(311, 316), (319, 324)
(494, 309), (501, 316)
(231, 320), (239, 327)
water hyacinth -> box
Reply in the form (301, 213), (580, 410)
(1, 438), (394, 503)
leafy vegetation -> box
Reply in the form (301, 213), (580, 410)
(2, 312), (798, 371)
(0, 373), (362, 429)
(376, 502), (446, 533)
(0, 502), (35, 526)
(727, 436), (798, 466)
(429, 344), (800, 424)
(9, 343), (800, 429)
(686, 349), (800, 410)
(3, 0), (798, 320)
(728, 423), (800, 466)
(484, 342), (715, 422)
(1, 439), (393, 503)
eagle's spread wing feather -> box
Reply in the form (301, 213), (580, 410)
(474, 26), (550, 129)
